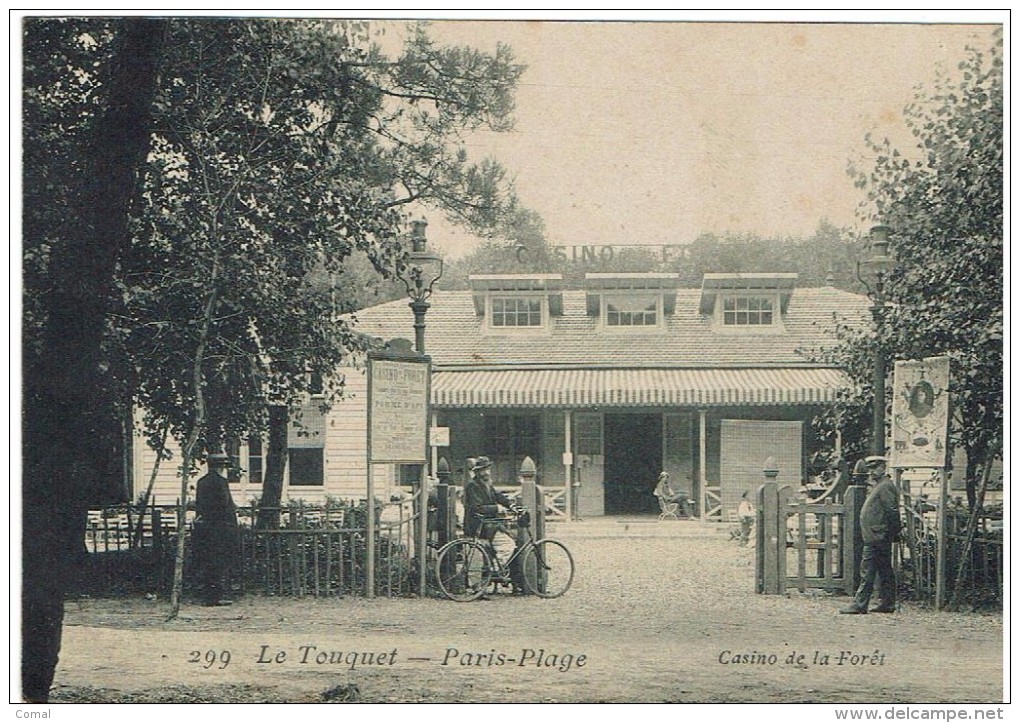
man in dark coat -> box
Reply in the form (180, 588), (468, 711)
(841, 456), (901, 614)
(463, 456), (515, 541)
(194, 453), (239, 606)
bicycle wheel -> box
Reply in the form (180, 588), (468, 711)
(522, 539), (574, 598)
(435, 538), (493, 602)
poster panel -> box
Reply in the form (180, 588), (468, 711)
(890, 356), (951, 468)
(368, 357), (429, 464)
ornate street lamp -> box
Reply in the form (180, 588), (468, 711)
(856, 225), (896, 456)
(397, 218), (444, 354)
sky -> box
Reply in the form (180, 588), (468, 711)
(8, 10), (1004, 265)
(381, 14), (1003, 258)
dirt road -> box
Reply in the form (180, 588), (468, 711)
(51, 535), (1003, 703)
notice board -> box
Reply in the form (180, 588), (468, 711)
(368, 355), (430, 464)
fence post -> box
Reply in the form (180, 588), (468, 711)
(843, 485), (866, 596)
(416, 468), (429, 598)
(757, 482), (778, 593)
(153, 507), (164, 594)
(519, 456), (542, 593)
(519, 456), (543, 535)
(435, 457), (454, 547)
(934, 467), (949, 611)
(757, 457), (783, 594)
(755, 484), (765, 592)
(534, 484), (546, 541)
(777, 484), (792, 591)
(434, 457), (457, 591)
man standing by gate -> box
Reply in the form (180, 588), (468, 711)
(841, 456), (901, 614)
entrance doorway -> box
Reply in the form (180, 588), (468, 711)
(603, 414), (662, 514)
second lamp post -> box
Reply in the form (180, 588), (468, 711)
(858, 224), (896, 456)
(399, 218), (444, 354)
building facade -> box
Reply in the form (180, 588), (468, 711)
(354, 272), (869, 519)
(134, 272), (870, 519)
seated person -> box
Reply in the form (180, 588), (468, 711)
(654, 472), (694, 518)
(464, 456), (516, 543)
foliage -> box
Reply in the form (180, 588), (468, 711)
(23, 18), (523, 616)
(841, 31), (1003, 500)
(116, 19), (523, 458)
(443, 218), (868, 291)
(444, 206), (552, 286)
(678, 222), (867, 290)
(810, 316), (879, 465)
(25, 16), (524, 463)
(22, 19), (117, 350)
(23, 17), (167, 506)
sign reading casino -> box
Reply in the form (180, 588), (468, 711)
(516, 243), (691, 265)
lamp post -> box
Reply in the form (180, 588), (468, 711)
(396, 219), (444, 598)
(398, 218), (444, 355)
(856, 225), (896, 456)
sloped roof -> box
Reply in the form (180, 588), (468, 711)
(348, 286), (870, 370)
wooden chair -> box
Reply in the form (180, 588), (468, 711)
(657, 496), (680, 521)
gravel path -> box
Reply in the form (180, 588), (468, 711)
(52, 536), (1003, 703)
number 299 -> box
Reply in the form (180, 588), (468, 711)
(188, 649), (231, 669)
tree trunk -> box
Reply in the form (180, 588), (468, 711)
(964, 442), (982, 510)
(257, 405), (289, 529)
(168, 240), (225, 618)
(21, 18), (164, 702)
(132, 426), (169, 549)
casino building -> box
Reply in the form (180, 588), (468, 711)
(135, 272), (870, 520)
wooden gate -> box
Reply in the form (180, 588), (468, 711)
(756, 482), (865, 595)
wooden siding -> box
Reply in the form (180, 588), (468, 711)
(541, 410), (567, 488)
(720, 419), (803, 514)
(131, 365), (397, 507)
(323, 368), (369, 501)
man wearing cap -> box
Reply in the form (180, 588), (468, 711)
(841, 456), (901, 614)
(463, 456), (515, 541)
(194, 453), (239, 606)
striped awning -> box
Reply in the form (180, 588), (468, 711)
(431, 368), (849, 408)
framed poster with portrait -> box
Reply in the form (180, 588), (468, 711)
(890, 356), (951, 468)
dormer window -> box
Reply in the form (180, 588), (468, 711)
(699, 272), (796, 334)
(584, 273), (678, 331)
(606, 295), (659, 326)
(492, 297), (542, 327)
(469, 274), (562, 335)
(722, 295), (774, 326)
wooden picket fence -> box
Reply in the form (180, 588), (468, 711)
(757, 482), (1003, 610)
(85, 503), (180, 553)
(236, 499), (419, 598)
(80, 497), (422, 599)
(902, 500), (1003, 608)
(756, 482), (863, 596)
(81, 504), (178, 595)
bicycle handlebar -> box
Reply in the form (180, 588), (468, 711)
(474, 507), (529, 525)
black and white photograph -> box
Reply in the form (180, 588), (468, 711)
(14, 10), (1006, 713)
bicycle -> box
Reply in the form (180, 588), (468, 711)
(434, 508), (574, 602)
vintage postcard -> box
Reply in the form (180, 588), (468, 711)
(15, 11), (1005, 714)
